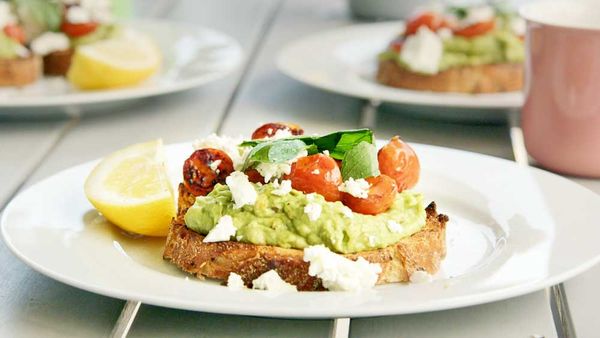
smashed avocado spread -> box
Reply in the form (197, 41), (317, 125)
(0, 32), (22, 59)
(184, 183), (426, 254)
(380, 30), (524, 72)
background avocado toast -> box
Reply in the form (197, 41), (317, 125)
(0, 1), (41, 86)
(376, 4), (525, 93)
(163, 123), (448, 291)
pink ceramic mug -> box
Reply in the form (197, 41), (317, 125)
(520, 1), (600, 177)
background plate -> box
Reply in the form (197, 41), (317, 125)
(2, 142), (600, 318)
(0, 19), (243, 110)
(277, 22), (524, 111)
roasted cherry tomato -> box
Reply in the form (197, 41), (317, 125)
(285, 154), (342, 202)
(341, 175), (398, 215)
(3, 25), (26, 44)
(378, 136), (420, 191)
(251, 122), (304, 140)
(453, 20), (495, 38)
(405, 12), (446, 36)
(183, 148), (234, 196)
(60, 22), (99, 37)
(244, 168), (265, 184)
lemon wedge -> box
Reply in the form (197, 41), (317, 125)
(68, 29), (161, 90)
(84, 139), (175, 237)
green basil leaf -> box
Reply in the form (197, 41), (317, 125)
(341, 141), (380, 181)
(449, 7), (468, 20)
(240, 128), (374, 160)
(243, 139), (307, 170)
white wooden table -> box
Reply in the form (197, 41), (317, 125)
(0, 1), (598, 337)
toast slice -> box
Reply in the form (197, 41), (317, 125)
(163, 184), (448, 291)
(376, 59), (523, 94)
(0, 55), (42, 87)
(43, 49), (74, 76)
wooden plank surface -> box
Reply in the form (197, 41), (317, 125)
(0, 0), (275, 336)
(563, 178), (600, 338)
(2, 0), (598, 337)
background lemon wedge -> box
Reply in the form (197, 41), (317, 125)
(68, 29), (161, 90)
(84, 139), (175, 237)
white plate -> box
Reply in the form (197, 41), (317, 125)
(0, 19), (242, 110)
(3, 142), (600, 318)
(277, 22), (524, 109)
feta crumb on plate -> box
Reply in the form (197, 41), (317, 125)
(252, 270), (297, 292)
(227, 272), (246, 289)
(203, 215), (237, 243)
(338, 178), (370, 199)
(303, 245), (381, 291)
(225, 171), (257, 208)
(304, 202), (322, 221)
(409, 270), (433, 283)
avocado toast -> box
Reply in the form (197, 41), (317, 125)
(163, 124), (448, 291)
(376, 4), (525, 93)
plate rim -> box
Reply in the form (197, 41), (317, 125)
(0, 19), (244, 109)
(276, 21), (524, 110)
(2, 142), (600, 318)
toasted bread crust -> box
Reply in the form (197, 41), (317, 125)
(376, 60), (523, 93)
(43, 49), (74, 76)
(0, 55), (42, 87)
(163, 184), (448, 291)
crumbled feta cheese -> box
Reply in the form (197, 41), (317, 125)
(457, 5), (495, 28)
(0, 2), (17, 29)
(193, 134), (251, 171)
(306, 193), (316, 201)
(14, 45), (29, 58)
(409, 270), (433, 283)
(81, 0), (113, 23)
(303, 245), (382, 291)
(387, 220), (403, 233)
(338, 178), (370, 199)
(311, 169), (320, 175)
(323, 150), (330, 156)
(209, 159), (221, 172)
(271, 179), (292, 196)
(227, 272), (246, 289)
(255, 150), (307, 182)
(66, 6), (91, 23)
(368, 235), (376, 246)
(511, 17), (526, 36)
(30, 32), (69, 56)
(203, 215), (237, 243)
(271, 128), (293, 139)
(341, 206), (353, 219)
(225, 171), (257, 208)
(400, 26), (443, 75)
(437, 27), (453, 40)
(304, 202), (322, 221)
(256, 162), (292, 182)
(252, 270), (297, 292)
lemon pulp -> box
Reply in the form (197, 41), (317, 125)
(68, 29), (161, 90)
(84, 140), (175, 236)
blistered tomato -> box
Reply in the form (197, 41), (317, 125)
(286, 154), (342, 202)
